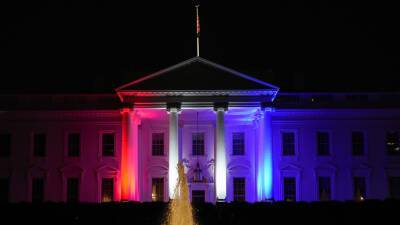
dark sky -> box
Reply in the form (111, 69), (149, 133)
(1, 0), (399, 93)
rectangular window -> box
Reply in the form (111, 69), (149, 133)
(317, 132), (330, 156)
(192, 133), (204, 156)
(386, 131), (400, 155)
(318, 176), (331, 201)
(354, 176), (366, 201)
(33, 133), (46, 157)
(68, 133), (80, 157)
(32, 178), (44, 203)
(101, 178), (114, 202)
(388, 177), (400, 199)
(232, 132), (245, 155)
(0, 178), (9, 203)
(282, 132), (295, 156)
(152, 133), (164, 156)
(233, 177), (246, 202)
(283, 177), (296, 201)
(102, 133), (115, 157)
(151, 178), (164, 202)
(67, 178), (79, 202)
(192, 190), (205, 203)
(0, 134), (11, 158)
(352, 132), (365, 156)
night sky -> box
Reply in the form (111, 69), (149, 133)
(1, 1), (399, 93)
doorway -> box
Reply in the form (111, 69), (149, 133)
(192, 190), (205, 203)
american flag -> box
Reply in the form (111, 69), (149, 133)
(196, 11), (200, 37)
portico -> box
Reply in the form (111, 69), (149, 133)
(116, 56), (279, 202)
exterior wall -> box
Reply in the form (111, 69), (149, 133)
(0, 111), (122, 203)
(271, 109), (400, 201)
(138, 109), (257, 203)
(140, 117), (169, 202)
(1, 108), (400, 203)
(225, 123), (257, 202)
(182, 122), (216, 202)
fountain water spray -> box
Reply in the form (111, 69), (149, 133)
(164, 161), (197, 225)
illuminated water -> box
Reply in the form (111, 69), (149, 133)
(164, 162), (197, 225)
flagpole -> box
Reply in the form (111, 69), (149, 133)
(196, 3), (200, 57)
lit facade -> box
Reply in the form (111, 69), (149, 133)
(1, 57), (400, 203)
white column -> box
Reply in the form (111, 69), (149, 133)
(168, 107), (179, 199)
(264, 110), (273, 200)
(129, 112), (141, 201)
(256, 110), (265, 201)
(215, 107), (227, 201)
(256, 108), (273, 201)
(121, 109), (140, 201)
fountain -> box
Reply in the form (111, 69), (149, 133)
(164, 161), (197, 225)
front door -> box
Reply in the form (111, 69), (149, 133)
(192, 190), (205, 203)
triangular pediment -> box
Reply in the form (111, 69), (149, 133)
(280, 163), (302, 171)
(59, 165), (84, 174)
(116, 57), (279, 91)
(96, 165), (119, 173)
(314, 163), (337, 171)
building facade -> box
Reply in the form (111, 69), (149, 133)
(1, 57), (400, 203)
